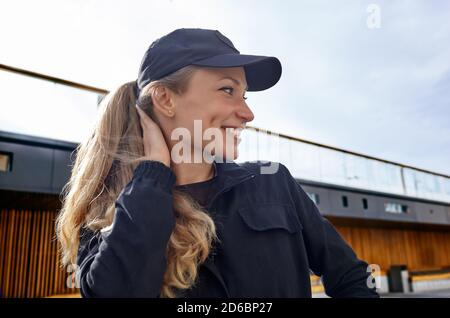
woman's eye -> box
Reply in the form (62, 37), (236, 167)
(221, 87), (248, 100)
(220, 87), (234, 95)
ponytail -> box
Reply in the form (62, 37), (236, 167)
(56, 65), (217, 298)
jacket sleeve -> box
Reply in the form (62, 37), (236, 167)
(279, 164), (379, 298)
(76, 160), (177, 298)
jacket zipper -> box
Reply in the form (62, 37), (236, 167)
(202, 173), (255, 297)
(207, 174), (255, 210)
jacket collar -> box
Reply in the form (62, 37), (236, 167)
(208, 159), (255, 209)
(214, 159), (255, 184)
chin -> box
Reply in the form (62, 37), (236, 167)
(213, 146), (239, 162)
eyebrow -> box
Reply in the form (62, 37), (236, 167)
(219, 76), (249, 91)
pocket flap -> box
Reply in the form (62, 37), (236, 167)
(238, 203), (303, 234)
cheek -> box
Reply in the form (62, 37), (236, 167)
(175, 93), (235, 145)
(174, 97), (208, 128)
(208, 103), (234, 127)
(185, 95), (225, 124)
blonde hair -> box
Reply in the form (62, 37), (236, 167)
(56, 65), (217, 298)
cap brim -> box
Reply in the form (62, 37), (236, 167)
(191, 54), (282, 91)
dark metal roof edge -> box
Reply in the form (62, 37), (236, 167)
(297, 177), (450, 207)
(0, 130), (79, 151)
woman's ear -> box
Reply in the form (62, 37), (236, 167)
(152, 86), (176, 118)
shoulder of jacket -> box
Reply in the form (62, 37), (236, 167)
(237, 160), (290, 177)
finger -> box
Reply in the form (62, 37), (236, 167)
(135, 105), (151, 126)
(136, 105), (160, 129)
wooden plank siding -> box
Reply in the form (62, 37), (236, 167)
(1, 191), (450, 297)
(0, 208), (78, 298)
(335, 225), (450, 272)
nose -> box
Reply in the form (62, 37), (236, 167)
(236, 101), (255, 123)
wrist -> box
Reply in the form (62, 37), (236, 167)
(146, 157), (170, 168)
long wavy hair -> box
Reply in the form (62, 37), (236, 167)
(56, 65), (217, 298)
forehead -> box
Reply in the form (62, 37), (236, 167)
(191, 66), (248, 89)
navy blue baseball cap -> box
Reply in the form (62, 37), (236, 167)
(136, 28), (282, 96)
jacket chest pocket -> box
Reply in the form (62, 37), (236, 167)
(228, 203), (305, 278)
(237, 203), (303, 234)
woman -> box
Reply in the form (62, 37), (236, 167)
(56, 28), (379, 298)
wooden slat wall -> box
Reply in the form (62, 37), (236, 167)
(0, 208), (78, 298)
(335, 225), (450, 271)
(2, 199), (450, 297)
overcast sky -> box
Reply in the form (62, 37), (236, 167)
(1, 0), (449, 175)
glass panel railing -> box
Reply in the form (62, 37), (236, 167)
(238, 128), (450, 204)
(403, 168), (450, 202)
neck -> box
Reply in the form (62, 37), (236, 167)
(165, 136), (216, 185)
(172, 160), (215, 186)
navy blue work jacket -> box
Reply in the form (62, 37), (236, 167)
(77, 160), (379, 298)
